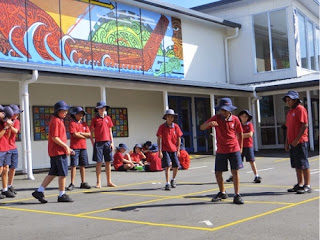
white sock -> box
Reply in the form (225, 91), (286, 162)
(306, 185), (310, 187)
(299, 184), (303, 187)
(8, 185), (12, 188)
(167, 182), (170, 185)
(37, 186), (45, 192)
(2, 188), (8, 192)
(59, 191), (65, 197)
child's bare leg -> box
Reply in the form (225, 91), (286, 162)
(58, 176), (66, 192)
(231, 169), (240, 195)
(95, 162), (102, 188)
(172, 167), (178, 179)
(8, 168), (15, 186)
(302, 168), (310, 186)
(296, 168), (304, 186)
(105, 162), (116, 187)
(215, 171), (224, 192)
(70, 166), (76, 184)
(249, 161), (258, 176)
(1, 165), (9, 189)
(165, 167), (170, 183)
(40, 175), (56, 188)
(79, 166), (85, 183)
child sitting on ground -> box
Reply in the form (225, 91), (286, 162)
(113, 143), (135, 171)
(178, 144), (190, 170)
(145, 144), (163, 172)
(129, 144), (146, 167)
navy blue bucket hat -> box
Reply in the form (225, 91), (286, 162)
(71, 106), (86, 116)
(54, 101), (70, 114)
(94, 101), (110, 112)
(238, 109), (252, 122)
(149, 144), (159, 152)
(215, 98), (237, 112)
(162, 109), (178, 120)
(282, 90), (302, 103)
(116, 143), (128, 150)
(9, 104), (23, 114)
(133, 143), (143, 151)
(3, 106), (14, 120)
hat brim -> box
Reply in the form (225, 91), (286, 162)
(55, 106), (71, 113)
(162, 113), (178, 120)
(238, 110), (252, 122)
(94, 105), (110, 112)
(216, 105), (237, 112)
(282, 95), (302, 103)
(72, 111), (86, 116)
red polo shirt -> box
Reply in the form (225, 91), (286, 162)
(8, 119), (20, 150)
(156, 122), (183, 152)
(178, 149), (190, 169)
(113, 151), (124, 170)
(205, 114), (243, 154)
(0, 124), (10, 152)
(146, 152), (163, 171)
(285, 104), (308, 144)
(242, 121), (254, 148)
(91, 115), (113, 142)
(130, 152), (144, 163)
(48, 116), (67, 157)
(69, 120), (90, 149)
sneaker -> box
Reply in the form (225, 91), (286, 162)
(287, 184), (301, 192)
(80, 182), (91, 189)
(254, 176), (262, 183)
(297, 185), (312, 194)
(8, 186), (17, 195)
(165, 184), (171, 191)
(2, 190), (15, 198)
(170, 179), (176, 188)
(233, 194), (244, 204)
(226, 176), (233, 183)
(32, 191), (48, 203)
(66, 183), (75, 191)
(211, 192), (228, 202)
(58, 194), (74, 202)
(0, 193), (4, 199)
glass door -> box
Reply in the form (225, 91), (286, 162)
(168, 96), (194, 152)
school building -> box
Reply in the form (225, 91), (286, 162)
(0, 0), (318, 178)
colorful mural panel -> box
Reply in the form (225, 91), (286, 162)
(85, 107), (128, 138)
(0, 0), (184, 78)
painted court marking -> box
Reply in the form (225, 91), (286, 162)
(189, 166), (208, 170)
(246, 168), (273, 173)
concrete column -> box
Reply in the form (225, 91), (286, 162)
(163, 91), (169, 112)
(210, 94), (217, 155)
(100, 86), (106, 102)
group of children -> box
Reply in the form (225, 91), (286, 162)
(3, 90), (311, 205)
(0, 104), (23, 199)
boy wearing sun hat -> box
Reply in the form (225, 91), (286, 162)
(283, 90), (311, 194)
(90, 101), (116, 188)
(6, 105), (23, 195)
(66, 106), (91, 191)
(32, 101), (74, 203)
(157, 109), (183, 191)
(200, 98), (244, 204)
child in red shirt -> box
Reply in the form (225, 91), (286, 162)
(145, 144), (163, 172)
(283, 91), (311, 194)
(32, 101), (73, 203)
(7, 105), (23, 195)
(66, 107), (91, 191)
(178, 144), (190, 170)
(200, 98), (244, 204)
(157, 109), (183, 191)
(90, 101), (116, 188)
(0, 106), (15, 199)
(129, 144), (146, 167)
(113, 143), (135, 171)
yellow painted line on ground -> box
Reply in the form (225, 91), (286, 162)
(0, 196), (318, 232)
(274, 158), (290, 162)
(101, 192), (170, 198)
(208, 196), (320, 232)
(309, 158), (320, 163)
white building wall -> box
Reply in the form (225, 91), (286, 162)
(182, 19), (227, 84)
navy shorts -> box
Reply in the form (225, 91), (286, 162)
(116, 165), (127, 171)
(93, 141), (112, 163)
(5, 148), (19, 169)
(215, 151), (243, 172)
(0, 151), (8, 167)
(289, 142), (309, 169)
(48, 155), (68, 176)
(241, 147), (255, 162)
(161, 151), (180, 168)
(70, 149), (88, 167)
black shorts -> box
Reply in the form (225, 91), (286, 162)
(161, 151), (180, 168)
(48, 155), (68, 176)
(290, 142), (309, 169)
(215, 151), (243, 172)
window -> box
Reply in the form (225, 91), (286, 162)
(296, 10), (319, 70)
(254, 9), (290, 72)
(317, 27), (320, 70)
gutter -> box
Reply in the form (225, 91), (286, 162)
(225, 27), (239, 84)
(21, 70), (38, 180)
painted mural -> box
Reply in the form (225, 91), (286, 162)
(0, 0), (184, 78)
